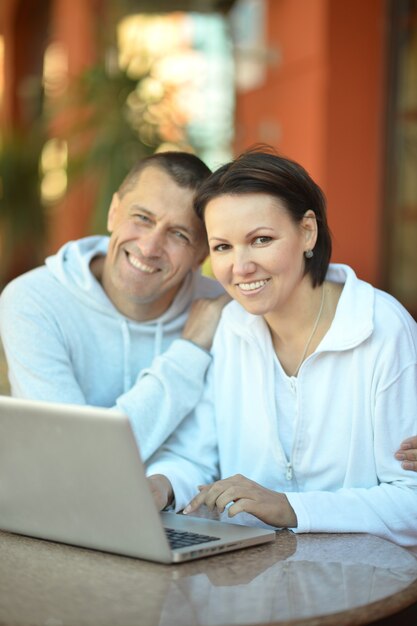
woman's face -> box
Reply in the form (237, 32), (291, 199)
(205, 193), (317, 317)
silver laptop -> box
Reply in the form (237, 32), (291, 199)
(0, 395), (275, 563)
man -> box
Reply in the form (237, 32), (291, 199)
(395, 437), (417, 472)
(0, 151), (227, 461)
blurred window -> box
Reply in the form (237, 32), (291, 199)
(384, 0), (417, 317)
(117, 11), (235, 168)
(0, 37), (4, 109)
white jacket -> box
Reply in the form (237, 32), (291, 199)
(147, 264), (417, 546)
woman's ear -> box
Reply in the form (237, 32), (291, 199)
(107, 193), (120, 232)
(302, 209), (318, 251)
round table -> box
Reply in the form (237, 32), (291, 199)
(1, 527), (416, 625)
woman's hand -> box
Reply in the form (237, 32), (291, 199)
(183, 474), (297, 528)
(395, 437), (417, 471)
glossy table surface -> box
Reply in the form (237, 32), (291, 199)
(1, 512), (417, 626)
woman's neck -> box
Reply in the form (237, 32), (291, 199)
(267, 280), (343, 377)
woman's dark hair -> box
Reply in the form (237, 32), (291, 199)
(194, 147), (332, 287)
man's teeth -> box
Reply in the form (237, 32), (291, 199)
(128, 254), (157, 273)
(238, 279), (269, 291)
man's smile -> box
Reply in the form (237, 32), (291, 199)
(126, 252), (160, 274)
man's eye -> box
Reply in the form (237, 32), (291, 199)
(253, 236), (272, 245)
(134, 213), (151, 223)
(172, 230), (190, 243)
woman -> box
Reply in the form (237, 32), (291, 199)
(148, 148), (417, 546)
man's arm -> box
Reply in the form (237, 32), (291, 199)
(115, 294), (229, 461)
(0, 280), (87, 403)
(395, 437), (417, 471)
(0, 275), (228, 462)
(146, 362), (220, 510)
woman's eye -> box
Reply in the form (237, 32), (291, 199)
(253, 236), (272, 245)
(212, 243), (230, 252)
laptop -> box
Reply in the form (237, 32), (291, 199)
(0, 395), (276, 563)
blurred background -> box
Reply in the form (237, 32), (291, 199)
(0, 0), (416, 320)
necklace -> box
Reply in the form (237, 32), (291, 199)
(292, 285), (325, 377)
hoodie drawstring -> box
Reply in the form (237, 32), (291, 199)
(154, 322), (163, 357)
(120, 319), (164, 393)
(121, 319), (132, 393)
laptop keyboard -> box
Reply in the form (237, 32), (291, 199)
(165, 527), (220, 549)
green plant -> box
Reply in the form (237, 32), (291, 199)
(50, 60), (183, 235)
(0, 128), (46, 288)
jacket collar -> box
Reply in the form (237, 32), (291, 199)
(222, 264), (374, 352)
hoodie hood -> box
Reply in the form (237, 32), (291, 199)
(221, 264), (375, 353)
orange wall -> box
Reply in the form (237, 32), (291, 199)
(235, 0), (329, 183)
(234, 0), (386, 285)
(0, 0), (51, 129)
(0, 0), (18, 127)
(325, 0), (386, 284)
(46, 0), (102, 254)
(0, 0), (103, 260)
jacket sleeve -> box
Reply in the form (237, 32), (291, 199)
(146, 364), (220, 509)
(0, 282), (87, 404)
(117, 339), (213, 461)
(285, 363), (417, 547)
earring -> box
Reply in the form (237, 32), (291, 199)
(304, 250), (314, 259)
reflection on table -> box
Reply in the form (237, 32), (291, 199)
(1, 520), (417, 626)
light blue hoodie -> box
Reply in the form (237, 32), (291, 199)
(0, 236), (223, 460)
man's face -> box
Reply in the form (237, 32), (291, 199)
(102, 165), (208, 321)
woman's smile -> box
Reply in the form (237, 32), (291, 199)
(236, 278), (271, 293)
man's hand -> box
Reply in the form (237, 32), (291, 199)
(395, 437), (417, 471)
(183, 474), (297, 528)
(148, 474), (174, 511)
(181, 294), (231, 351)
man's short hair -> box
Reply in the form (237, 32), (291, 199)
(118, 151), (212, 199)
